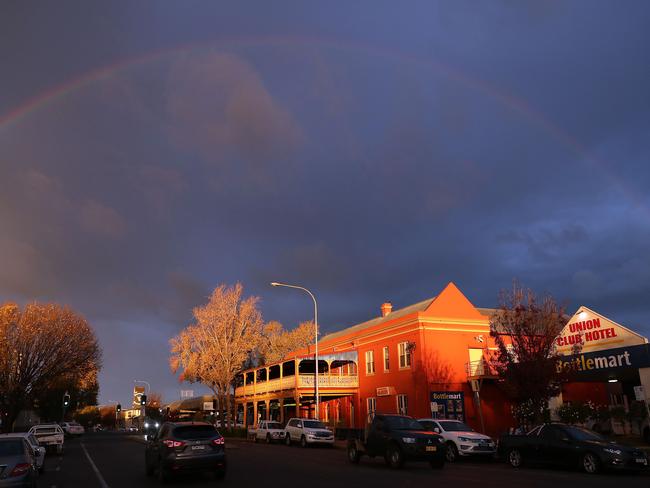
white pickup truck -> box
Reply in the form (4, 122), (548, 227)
(29, 424), (65, 454)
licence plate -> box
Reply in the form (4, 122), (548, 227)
(634, 458), (646, 464)
(426, 446), (437, 452)
(191, 445), (206, 450)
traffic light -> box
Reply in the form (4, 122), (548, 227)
(62, 393), (70, 408)
(116, 404), (121, 413)
(140, 394), (147, 406)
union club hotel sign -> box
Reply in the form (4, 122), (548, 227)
(555, 306), (647, 354)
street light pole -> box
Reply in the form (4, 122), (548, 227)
(271, 282), (319, 419)
(134, 380), (150, 429)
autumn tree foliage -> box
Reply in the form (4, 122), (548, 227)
(0, 302), (102, 432)
(257, 320), (314, 365)
(169, 283), (263, 428)
(489, 283), (576, 425)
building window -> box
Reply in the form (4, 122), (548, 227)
(367, 397), (376, 422)
(397, 394), (408, 415)
(365, 350), (375, 375)
(398, 342), (412, 369)
(383, 346), (390, 372)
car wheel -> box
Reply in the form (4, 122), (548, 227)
(214, 467), (226, 479)
(429, 458), (445, 469)
(254, 434), (258, 443)
(445, 442), (458, 463)
(386, 445), (403, 469)
(266, 434), (272, 444)
(347, 443), (360, 464)
(157, 460), (169, 483)
(285, 434), (292, 446)
(300, 435), (308, 448)
(582, 452), (600, 474)
(508, 448), (523, 468)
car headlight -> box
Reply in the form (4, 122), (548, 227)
(603, 448), (622, 455)
(458, 437), (474, 442)
(144, 423), (149, 428)
(402, 437), (416, 444)
(155, 422), (159, 428)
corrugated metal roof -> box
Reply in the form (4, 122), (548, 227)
(319, 296), (437, 344)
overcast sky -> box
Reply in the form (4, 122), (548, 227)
(1, 1), (649, 406)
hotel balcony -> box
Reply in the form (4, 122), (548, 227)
(465, 358), (498, 380)
(234, 352), (359, 400)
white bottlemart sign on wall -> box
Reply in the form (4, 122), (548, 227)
(556, 306), (647, 354)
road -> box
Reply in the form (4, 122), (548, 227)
(37, 432), (649, 488)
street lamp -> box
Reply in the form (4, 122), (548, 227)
(134, 380), (150, 428)
(271, 282), (320, 419)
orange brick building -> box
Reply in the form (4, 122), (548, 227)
(235, 282), (514, 438)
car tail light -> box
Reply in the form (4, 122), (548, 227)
(10, 463), (31, 477)
(212, 437), (225, 445)
(162, 439), (185, 448)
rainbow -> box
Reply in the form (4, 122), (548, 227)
(1, 37), (646, 216)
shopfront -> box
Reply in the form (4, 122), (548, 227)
(555, 306), (650, 438)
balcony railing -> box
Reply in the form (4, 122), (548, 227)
(465, 359), (497, 379)
(235, 374), (358, 397)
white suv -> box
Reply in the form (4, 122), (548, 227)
(284, 418), (334, 447)
(418, 419), (496, 462)
(255, 420), (286, 443)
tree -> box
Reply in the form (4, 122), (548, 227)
(169, 283), (263, 429)
(0, 302), (102, 432)
(145, 391), (163, 420)
(257, 320), (314, 365)
(489, 283), (576, 426)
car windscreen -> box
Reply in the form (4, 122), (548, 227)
(34, 428), (56, 434)
(385, 417), (423, 431)
(0, 440), (25, 456)
(563, 426), (605, 442)
(438, 421), (473, 432)
(172, 425), (218, 440)
(266, 422), (283, 429)
(303, 421), (327, 429)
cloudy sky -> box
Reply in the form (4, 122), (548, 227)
(1, 1), (649, 405)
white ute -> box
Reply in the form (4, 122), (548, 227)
(418, 419), (496, 462)
(255, 420), (286, 443)
(28, 423), (65, 454)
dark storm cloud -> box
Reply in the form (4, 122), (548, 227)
(1, 1), (649, 405)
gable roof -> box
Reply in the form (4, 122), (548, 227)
(318, 296), (436, 344)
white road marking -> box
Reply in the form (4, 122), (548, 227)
(80, 442), (110, 488)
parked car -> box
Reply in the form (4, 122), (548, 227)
(284, 418), (334, 447)
(255, 420), (285, 443)
(28, 424), (64, 454)
(418, 418), (496, 462)
(0, 437), (39, 487)
(60, 421), (85, 436)
(0, 433), (46, 473)
(498, 423), (649, 473)
(145, 421), (226, 482)
(347, 414), (446, 469)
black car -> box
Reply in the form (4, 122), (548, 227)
(348, 414), (446, 469)
(145, 421), (226, 482)
(498, 423), (648, 474)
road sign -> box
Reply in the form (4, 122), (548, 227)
(634, 385), (645, 401)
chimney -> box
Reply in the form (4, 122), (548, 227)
(380, 302), (392, 317)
